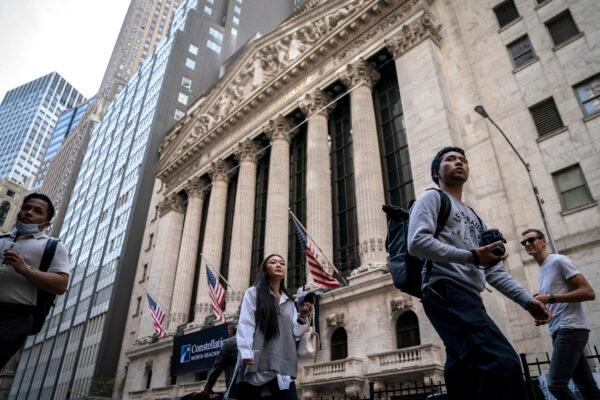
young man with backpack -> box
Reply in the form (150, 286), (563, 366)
(406, 147), (551, 400)
(0, 193), (70, 369)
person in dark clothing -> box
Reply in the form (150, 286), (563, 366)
(407, 147), (552, 400)
(202, 332), (238, 398)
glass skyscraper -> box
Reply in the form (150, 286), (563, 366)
(33, 97), (95, 189)
(0, 72), (85, 187)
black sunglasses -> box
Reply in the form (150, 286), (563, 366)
(520, 237), (541, 246)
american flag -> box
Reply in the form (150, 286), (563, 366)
(146, 292), (166, 338)
(206, 263), (226, 322)
(291, 217), (342, 288)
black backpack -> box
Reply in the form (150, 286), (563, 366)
(383, 188), (451, 298)
(30, 238), (59, 335)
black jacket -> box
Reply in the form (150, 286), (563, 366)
(204, 336), (238, 394)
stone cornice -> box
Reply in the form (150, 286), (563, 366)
(157, 0), (437, 188)
(339, 58), (381, 89)
(157, 193), (184, 217)
(385, 10), (441, 58)
(299, 89), (334, 117)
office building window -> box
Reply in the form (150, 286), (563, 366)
(207, 40), (221, 54)
(546, 10), (580, 47)
(234, 5), (241, 14)
(552, 165), (594, 211)
(185, 57), (196, 69)
(209, 27), (223, 41)
(204, 5), (212, 15)
(493, 0), (519, 28)
(232, 16), (240, 25)
(207, 0), (214, 3)
(174, 109), (185, 120)
(507, 35), (536, 69)
(177, 93), (188, 105)
(189, 43), (199, 55)
(529, 97), (564, 136)
(231, 28), (238, 36)
(574, 74), (600, 118)
(181, 76), (192, 89)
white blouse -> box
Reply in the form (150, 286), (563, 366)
(236, 286), (309, 389)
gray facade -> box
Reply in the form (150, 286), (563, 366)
(0, 73), (85, 187)
(9, 0), (303, 399)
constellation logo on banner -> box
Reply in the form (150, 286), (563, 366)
(180, 345), (191, 363)
(183, 339), (225, 362)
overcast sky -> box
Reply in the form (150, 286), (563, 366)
(0, 0), (130, 101)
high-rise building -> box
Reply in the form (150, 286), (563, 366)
(116, 0), (600, 398)
(33, 97), (95, 189)
(10, 1), (303, 399)
(39, 0), (182, 238)
(0, 73), (85, 187)
(0, 179), (27, 234)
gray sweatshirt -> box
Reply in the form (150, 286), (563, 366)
(407, 189), (532, 309)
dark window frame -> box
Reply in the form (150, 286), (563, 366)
(552, 164), (594, 211)
(251, 147), (270, 285)
(288, 126), (307, 293)
(528, 97), (564, 136)
(573, 74), (600, 118)
(545, 9), (580, 47)
(330, 327), (348, 361)
(507, 35), (537, 69)
(493, 0), (520, 28)
(396, 311), (421, 349)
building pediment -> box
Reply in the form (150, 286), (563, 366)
(156, 0), (436, 187)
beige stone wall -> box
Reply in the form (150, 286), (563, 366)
(119, 0), (600, 398)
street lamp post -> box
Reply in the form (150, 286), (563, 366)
(474, 105), (558, 254)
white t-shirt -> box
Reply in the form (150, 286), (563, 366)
(538, 254), (589, 335)
(0, 231), (71, 306)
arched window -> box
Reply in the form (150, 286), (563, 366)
(396, 311), (420, 349)
(330, 327), (348, 361)
(0, 201), (10, 227)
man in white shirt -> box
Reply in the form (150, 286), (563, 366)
(522, 228), (600, 400)
(0, 193), (70, 369)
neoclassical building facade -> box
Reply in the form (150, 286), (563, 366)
(117, 0), (600, 398)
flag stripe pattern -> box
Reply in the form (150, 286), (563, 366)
(206, 263), (226, 322)
(147, 293), (166, 338)
(292, 218), (342, 288)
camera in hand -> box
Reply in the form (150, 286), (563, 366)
(479, 229), (507, 257)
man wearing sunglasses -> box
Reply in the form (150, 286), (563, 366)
(521, 228), (599, 400)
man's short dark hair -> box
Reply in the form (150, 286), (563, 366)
(521, 228), (545, 239)
(22, 193), (55, 221)
(431, 146), (465, 185)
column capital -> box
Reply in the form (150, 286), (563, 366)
(265, 115), (296, 143)
(299, 89), (334, 118)
(184, 176), (206, 198)
(233, 139), (261, 163)
(385, 11), (442, 59)
(207, 159), (230, 184)
(339, 58), (380, 89)
(157, 193), (184, 217)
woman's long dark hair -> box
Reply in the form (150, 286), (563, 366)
(254, 254), (290, 343)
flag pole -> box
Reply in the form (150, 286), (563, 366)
(288, 209), (348, 286)
(199, 253), (243, 297)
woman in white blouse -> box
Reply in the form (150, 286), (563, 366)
(236, 254), (313, 399)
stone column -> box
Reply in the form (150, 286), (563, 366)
(385, 12), (451, 192)
(139, 193), (184, 338)
(340, 59), (388, 270)
(299, 90), (334, 283)
(263, 115), (296, 258)
(168, 177), (206, 330)
(226, 140), (261, 313)
(193, 160), (230, 324)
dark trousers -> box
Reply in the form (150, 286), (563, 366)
(237, 380), (298, 400)
(0, 304), (33, 370)
(422, 280), (527, 400)
(548, 328), (600, 400)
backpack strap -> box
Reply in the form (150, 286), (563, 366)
(423, 188), (452, 284)
(40, 238), (59, 272)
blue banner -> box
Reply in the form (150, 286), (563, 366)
(171, 324), (229, 376)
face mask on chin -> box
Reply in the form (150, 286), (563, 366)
(15, 220), (42, 235)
